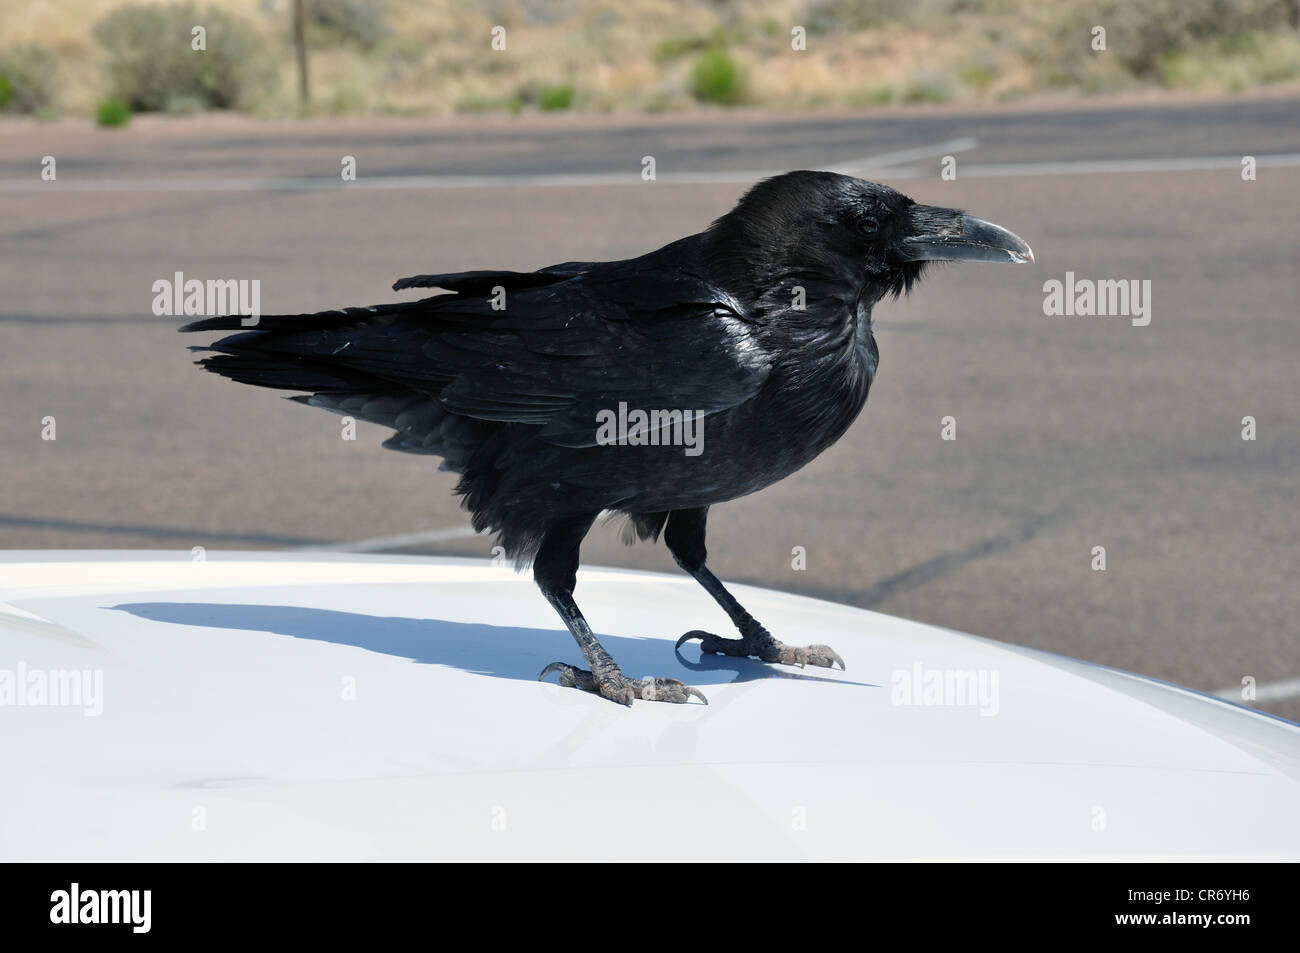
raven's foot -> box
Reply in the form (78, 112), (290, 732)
(675, 628), (845, 670)
(538, 662), (708, 706)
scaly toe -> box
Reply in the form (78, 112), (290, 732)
(634, 676), (708, 705)
(541, 662), (705, 706)
(675, 629), (747, 658)
(782, 644), (846, 670)
(676, 631), (846, 671)
(675, 630), (717, 651)
(809, 644), (846, 670)
(538, 661), (598, 691)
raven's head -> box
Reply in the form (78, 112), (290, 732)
(712, 170), (1032, 304)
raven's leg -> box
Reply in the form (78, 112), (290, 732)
(666, 508), (845, 670)
(535, 514), (707, 706)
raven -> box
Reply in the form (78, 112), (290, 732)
(181, 171), (1031, 706)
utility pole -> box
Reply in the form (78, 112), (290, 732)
(293, 0), (309, 111)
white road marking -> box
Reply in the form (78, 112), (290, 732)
(1215, 676), (1300, 704)
(291, 524), (481, 553)
(946, 152), (1300, 178)
(8, 149), (1296, 192)
(828, 136), (979, 172)
(0, 138), (978, 193)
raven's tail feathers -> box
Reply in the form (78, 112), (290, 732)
(192, 352), (362, 393)
(177, 299), (428, 335)
(179, 297), (483, 472)
(180, 299), (436, 391)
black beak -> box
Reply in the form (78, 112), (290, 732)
(899, 206), (1034, 264)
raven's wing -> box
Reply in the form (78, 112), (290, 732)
(186, 261), (770, 455)
(390, 261), (595, 293)
(413, 266), (770, 448)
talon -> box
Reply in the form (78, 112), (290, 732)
(675, 630), (710, 651)
(808, 645), (846, 670)
(538, 662), (566, 682)
(686, 686), (709, 705)
(675, 628), (844, 674)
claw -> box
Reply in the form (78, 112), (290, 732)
(542, 663), (702, 706)
(675, 630), (710, 651)
(803, 644), (845, 670)
(637, 676), (708, 705)
(676, 628), (845, 672)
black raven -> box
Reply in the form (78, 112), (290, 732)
(181, 171), (1031, 706)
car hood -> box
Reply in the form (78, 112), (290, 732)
(2, 550), (1297, 861)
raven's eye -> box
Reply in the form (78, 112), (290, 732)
(858, 216), (880, 236)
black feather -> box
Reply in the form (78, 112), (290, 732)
(179, 171), (1007, 562)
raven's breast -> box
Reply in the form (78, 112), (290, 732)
(464, 323), (877, 523)
(597, 332), (876, 512)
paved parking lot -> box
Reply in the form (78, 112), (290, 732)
(2, 93), (1297, 719)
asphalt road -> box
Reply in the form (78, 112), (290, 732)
(2, 94), (1297, 720)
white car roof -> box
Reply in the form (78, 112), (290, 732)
(2, 551), (1297, 861)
